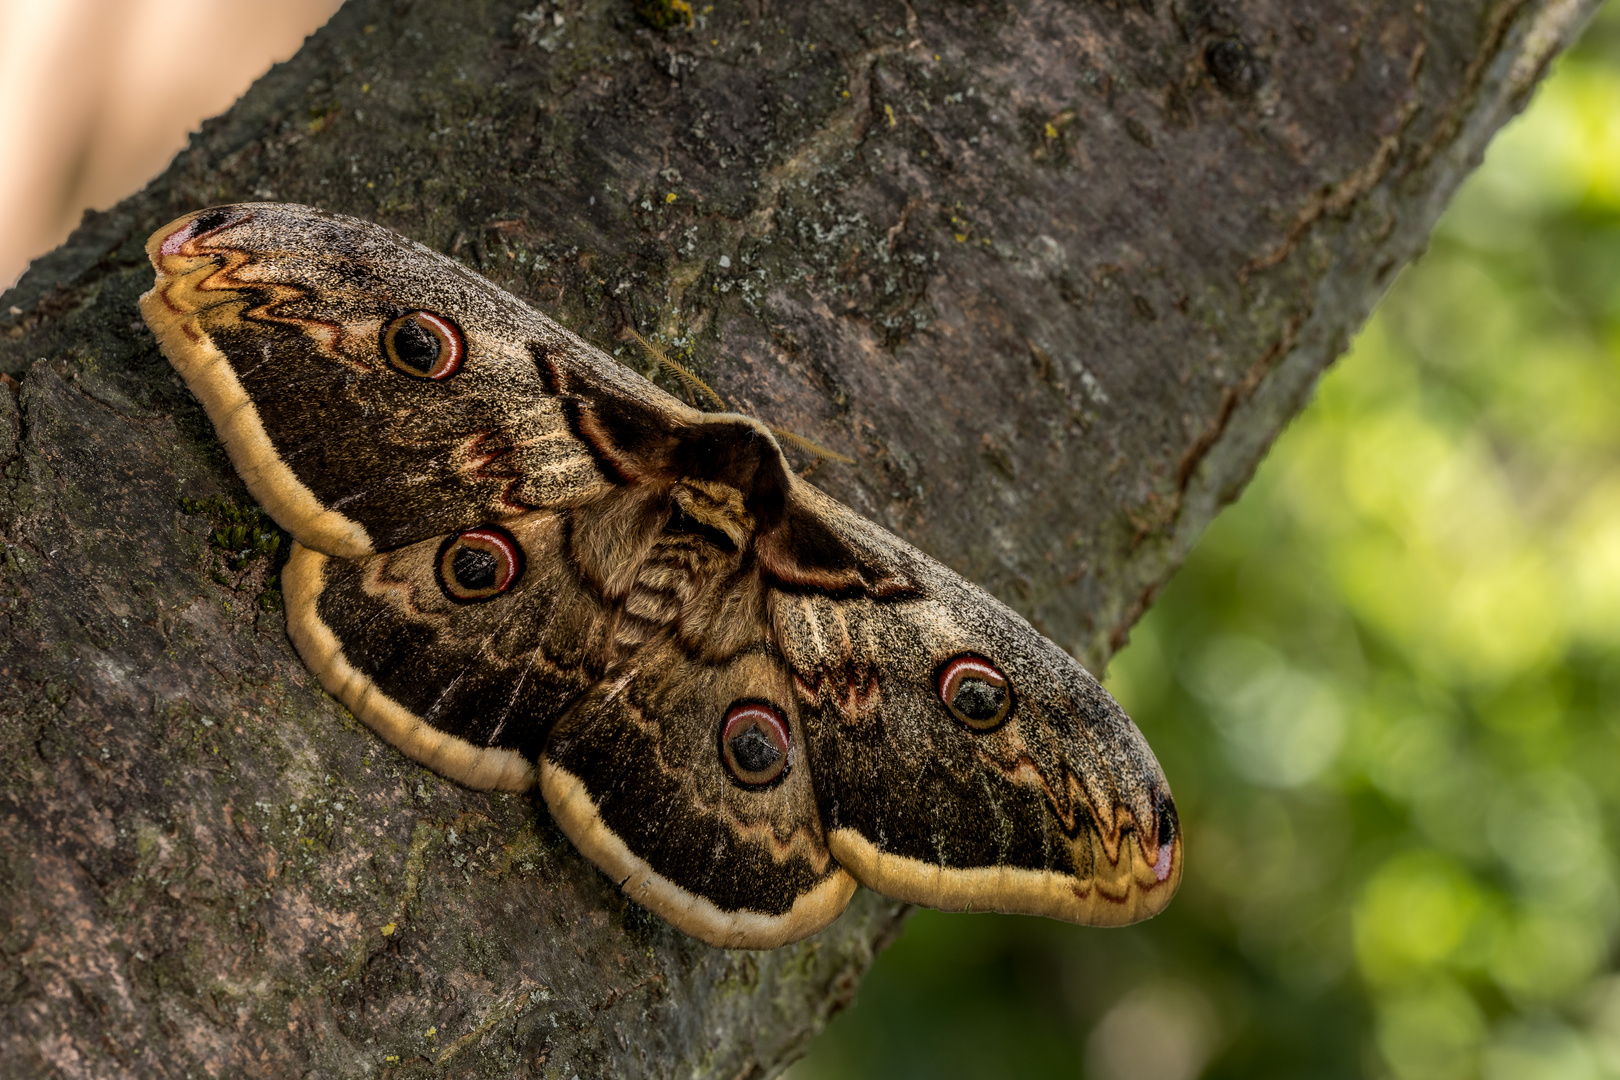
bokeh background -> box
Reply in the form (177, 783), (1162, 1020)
(798, 6), (1620, 1079)
(4, 4), (1618, 1079)
(0, 0), (342, 291)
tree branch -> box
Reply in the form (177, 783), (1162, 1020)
(0, 0), (1598, 1075)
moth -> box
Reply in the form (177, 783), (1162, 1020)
(140, 204), (1182, 948)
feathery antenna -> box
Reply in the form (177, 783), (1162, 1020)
(626, 327), (855, 464)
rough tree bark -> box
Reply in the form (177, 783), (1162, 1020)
(0, 0), (1599, 1076)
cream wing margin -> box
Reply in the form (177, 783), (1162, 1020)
(827, 826), (1179, 928)
(539, 760), (858, 949)
(140, 255), (373, 559)
(283, 543), (538, 792)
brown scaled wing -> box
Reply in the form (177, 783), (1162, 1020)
(141, 203), (1181, 948)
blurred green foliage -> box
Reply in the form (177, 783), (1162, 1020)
(793, 7), (1620, 1079)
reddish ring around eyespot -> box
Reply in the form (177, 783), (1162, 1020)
(435, 525), (523, 603)
(719, 701), (792, 788)
(382, 310), (465, 380)
(936, 653), (1012, 731)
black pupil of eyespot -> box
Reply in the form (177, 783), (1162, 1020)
(393, 317), (440, 371)
(729, 726), (781, 774)
(451, 545), (499, 591)
(952, 677), (1005, 722)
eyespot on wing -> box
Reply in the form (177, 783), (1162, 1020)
(382, 310), (465, 380)
(719, 701), (792, 788)
(435, 526), (524, 602)
(937, 653), (1012, 731)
